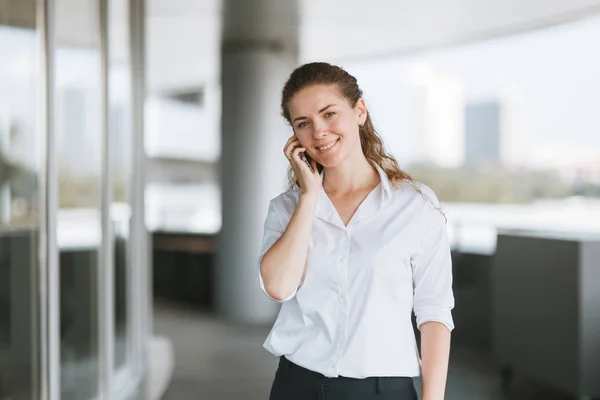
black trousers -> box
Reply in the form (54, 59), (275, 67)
(269, 356), (419, 400)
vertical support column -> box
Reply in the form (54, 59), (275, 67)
(217, 0), (299, 324)
(129, 0), (149, 386)
(38, 0), (60, 398)
(98, 0), (115, 398)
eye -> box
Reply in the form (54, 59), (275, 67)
(325, 111), (336, 118)
(297, 121), (309, 128)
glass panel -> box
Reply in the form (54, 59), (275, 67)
(0, 1), (41, 399)
(108, 0), (133, 378)
(54, 0), (102, 398)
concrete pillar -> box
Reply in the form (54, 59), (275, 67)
(217, 0), (298, 323)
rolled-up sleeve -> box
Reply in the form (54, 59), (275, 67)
(257, 199), (297, 303)
(411, 223), (455, 332)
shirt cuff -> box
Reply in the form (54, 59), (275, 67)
(415, 306), (455, 332)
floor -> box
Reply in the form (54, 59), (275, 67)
(154, 301), (582, 400)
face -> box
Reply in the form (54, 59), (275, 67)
(287, 84), (367, 168)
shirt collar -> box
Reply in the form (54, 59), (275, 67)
(315, 163), (394, 228)
(374, 163), (393, 207)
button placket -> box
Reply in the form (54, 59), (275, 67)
(330, 229), (351, 375)
(339, 231), (351, 263)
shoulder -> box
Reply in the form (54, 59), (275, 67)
(268, 188), (302, 218)
(391, 179), (440, 206)
(390, 179), (446, 228)
(411, 180), (442, 208)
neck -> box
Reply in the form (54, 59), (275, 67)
(322, 155), (379, 195)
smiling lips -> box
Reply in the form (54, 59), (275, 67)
(316, 138), (339, 151)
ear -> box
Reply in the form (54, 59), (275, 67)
(355, 98), (367, 126)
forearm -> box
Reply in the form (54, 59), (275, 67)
(259, 194), (318, 300)
(420, 321), (451, 400)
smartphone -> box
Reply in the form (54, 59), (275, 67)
(299, 151), (315, 173)
(294, 134), (315, 173)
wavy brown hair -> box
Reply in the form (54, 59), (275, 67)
(281, 62), (413, 187)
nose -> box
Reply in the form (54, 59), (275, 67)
(312, 120), (328, 139)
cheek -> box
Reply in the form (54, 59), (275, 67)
(334, 116), (357, 133)
(294, 130), (312, 146)
(336, 120), (360, 143)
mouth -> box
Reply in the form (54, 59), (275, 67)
(316, 138), (339, 152)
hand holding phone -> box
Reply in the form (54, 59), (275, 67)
(299, 151), (315, 173)
(284, 135), (320, 195)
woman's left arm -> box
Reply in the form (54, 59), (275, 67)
(411, 190), (455, 400)
(420, 321), (451, 400)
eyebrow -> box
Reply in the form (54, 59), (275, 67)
(292, 104), (336, 123)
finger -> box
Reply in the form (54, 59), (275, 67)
(284, 137), (299, 150)
(285, 141), (300, 159)
(283, 136), (299, 150)
(291, 147), (306, 159)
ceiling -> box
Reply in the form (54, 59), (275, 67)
(299, 0), (600, 61)
(150, 0), (600, 91)
(3, 0), (600, 91)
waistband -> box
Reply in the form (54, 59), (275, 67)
(278, 356), (415, 393)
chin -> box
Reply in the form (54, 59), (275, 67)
(315, 155), (343, 169)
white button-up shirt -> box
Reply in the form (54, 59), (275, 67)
(257, 165), (455, 379)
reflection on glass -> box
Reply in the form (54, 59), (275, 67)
(0, 1), (41, 399)
(55, 0), (101, 398)
(108, 0), (133, 376)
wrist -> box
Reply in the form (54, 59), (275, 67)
(299, 191), (319, 204)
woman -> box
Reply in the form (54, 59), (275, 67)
(258, 62), (454, 400)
